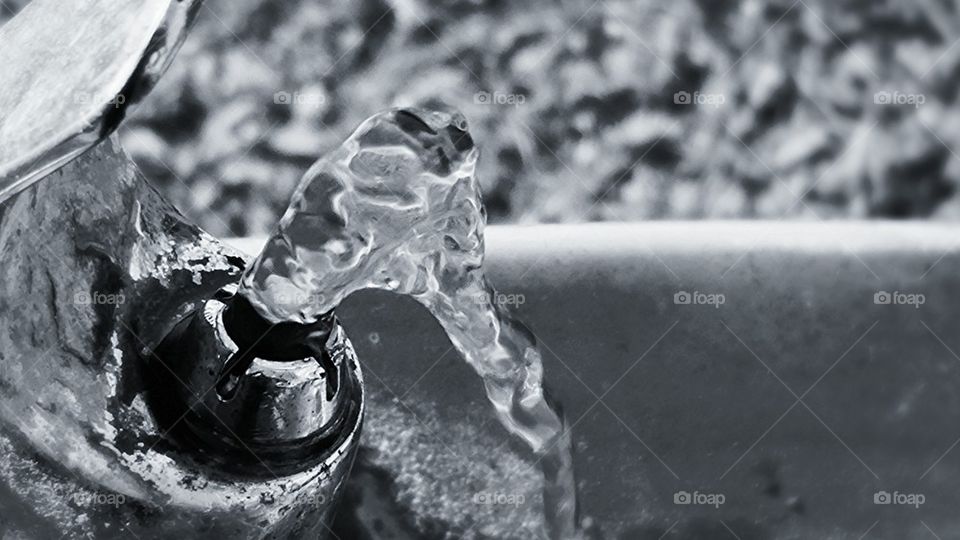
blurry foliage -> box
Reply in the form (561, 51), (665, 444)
(5, 0), (960, 236)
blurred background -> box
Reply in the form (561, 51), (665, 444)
(4, 0), (960, 237)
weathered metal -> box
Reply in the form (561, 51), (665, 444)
(0, 2), (367, 535)
(0, 137), (363, 538)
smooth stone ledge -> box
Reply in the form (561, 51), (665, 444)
(230, 222), (960, 540)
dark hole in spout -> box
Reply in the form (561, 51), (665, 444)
(219, 293), (339, 400)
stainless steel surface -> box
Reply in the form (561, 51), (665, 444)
(152, 295), (362, 474)
(0, 0), (201, 202)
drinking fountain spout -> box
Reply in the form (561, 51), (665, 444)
(149, 285), (363, 478)
(0, 1), (363, 537)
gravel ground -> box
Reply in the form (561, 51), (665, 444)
(5, 0), (960, 236)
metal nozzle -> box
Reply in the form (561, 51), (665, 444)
(149, 287), (362, 476)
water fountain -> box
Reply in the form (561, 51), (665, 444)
(7, 1), (960, 539)
(0, 0), (362, 536)
(0, 1), (578, 538)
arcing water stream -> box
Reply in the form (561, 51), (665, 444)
(235, 105), (581, 538)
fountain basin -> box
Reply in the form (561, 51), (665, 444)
(233, 222), (960, 539)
